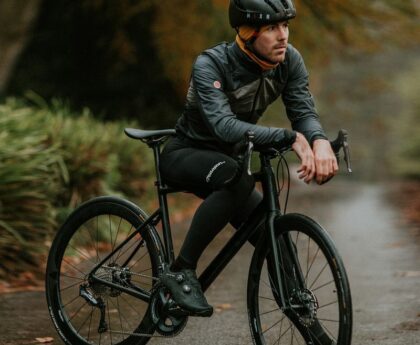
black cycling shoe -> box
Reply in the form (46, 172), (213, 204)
(159, 267), (213, 317)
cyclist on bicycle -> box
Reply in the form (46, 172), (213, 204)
(159, 0), (338, 317)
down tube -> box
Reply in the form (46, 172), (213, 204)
(199, 203), (266, 292)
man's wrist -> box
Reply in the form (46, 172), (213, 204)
(311, 134), (328, 146)
(284, 129), (297, 146)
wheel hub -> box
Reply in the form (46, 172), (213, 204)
(90, 263), (129, 297)
(290, 288), (319, 326)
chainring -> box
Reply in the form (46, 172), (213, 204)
(150, 284), (188, 337)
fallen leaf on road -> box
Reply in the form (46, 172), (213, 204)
(392, 320), (420, 331)
(35, 337), (54, 343)
(394, 271), (420, 277)
(215, 303), (233, 313)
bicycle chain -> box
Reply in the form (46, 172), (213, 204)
(102, 264), (159, 281)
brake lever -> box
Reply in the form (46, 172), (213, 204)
(330, 129), (352, 173)
(342, 134), (352, 173)
(320, 129), (352, 185)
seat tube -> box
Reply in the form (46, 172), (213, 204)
(260, 154), (288, 308)
(152, 144), (175, 264)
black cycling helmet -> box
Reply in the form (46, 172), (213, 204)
(229, 0), (296, 28)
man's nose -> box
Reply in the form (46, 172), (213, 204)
(277, 27), (288, 40)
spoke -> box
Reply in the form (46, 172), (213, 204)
(278, 322), (293, 339)
(262, 278), (278, 295)
(311, 279), (335, 292)
(111, 217), (123, 255)
(309, 261), (329, 290)
(137, 266), (153, 274)
(77, 306), (95, 333)
(87, 307), (93, 341)
(128, 250), (149, 270)
(63, 294), (82, 308)
(305, 237), (311, 285)
(107, 301), (114, 345)
(292, 326), (304, 345)
(263, 315), (287, 334)
(120, 295), (143, 317)
(290, 324), (295, 345)
(307, 321), (337, 344)
(317, 318), (339, 323)
(318, 300), (338, 310)
(61, 273), (85, 281)
(68, 243), (97, 266)
(81, 221), (100, 263)
(109, 215), (113, 255)
(259, 295), (276, 302)
(61, 280), (83, 292)
(130, 279), (153, 288)
(69, 300), (88, 322)
(62, 258), (87, 278)
(259, 307), (281, 316)
(274, 313), (283, 345)
(116, 297), (124, 340)
(109, 297), (134, 332)
(114, 225), (135, 262)
(317, 319), (337, 341)
(96, 216), (100, 262)
(306, 246), (321, 279)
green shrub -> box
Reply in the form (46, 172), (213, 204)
(0, 99), (63, 275)
(0, 98), (155, 277)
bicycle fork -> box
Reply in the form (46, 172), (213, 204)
(261, 156), (326, 344)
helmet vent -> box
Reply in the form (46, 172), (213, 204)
(281, 0), (290, 10)
(264, 0), (280, 13)
(234, 0), (246, 10)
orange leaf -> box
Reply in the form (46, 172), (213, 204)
(35, 337), (54, 344)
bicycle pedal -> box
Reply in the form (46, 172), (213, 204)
(167, 305), (190, 318)
(167, 304), (213, 318)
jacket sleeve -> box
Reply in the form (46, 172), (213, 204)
(281, 46), (327, 144)
(192, 53), (295, 147)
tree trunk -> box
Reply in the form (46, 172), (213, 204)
(0, 0), (43, 95)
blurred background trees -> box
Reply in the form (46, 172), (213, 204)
(0, 0), (419, 278)
(2, 0), (418, 126)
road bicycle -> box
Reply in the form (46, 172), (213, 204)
(46, 127), (353, 345)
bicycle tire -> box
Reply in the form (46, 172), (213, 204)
(46, 196), (164, 345)
(247, 213), (352, 345)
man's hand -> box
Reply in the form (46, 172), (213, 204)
(292, 132), (315, 184)
(312, 139), (338, 184)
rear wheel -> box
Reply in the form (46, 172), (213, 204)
(247, 213), (352, 345)
(46, 197), (163, 345)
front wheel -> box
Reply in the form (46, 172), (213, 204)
(46, 197), (164, 345)
(247, 213), (352, 345)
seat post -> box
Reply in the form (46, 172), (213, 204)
(151, 143), (175, 263)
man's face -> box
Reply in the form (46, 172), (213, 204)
(252, 21), (289, 63)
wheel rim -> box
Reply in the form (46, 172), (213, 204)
(253, 229), (344, 345)
(55, 211), (156, 344)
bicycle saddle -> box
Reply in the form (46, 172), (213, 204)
(124, 128), (176, 141)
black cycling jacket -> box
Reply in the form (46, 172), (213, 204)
(175, 41), (327, 155)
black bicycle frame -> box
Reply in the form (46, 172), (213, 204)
(90, 142), (299, 310)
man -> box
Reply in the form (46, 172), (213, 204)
(159, 0), (338, 316)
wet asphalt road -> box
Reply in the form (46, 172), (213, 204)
(0, 180), (419, 345)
